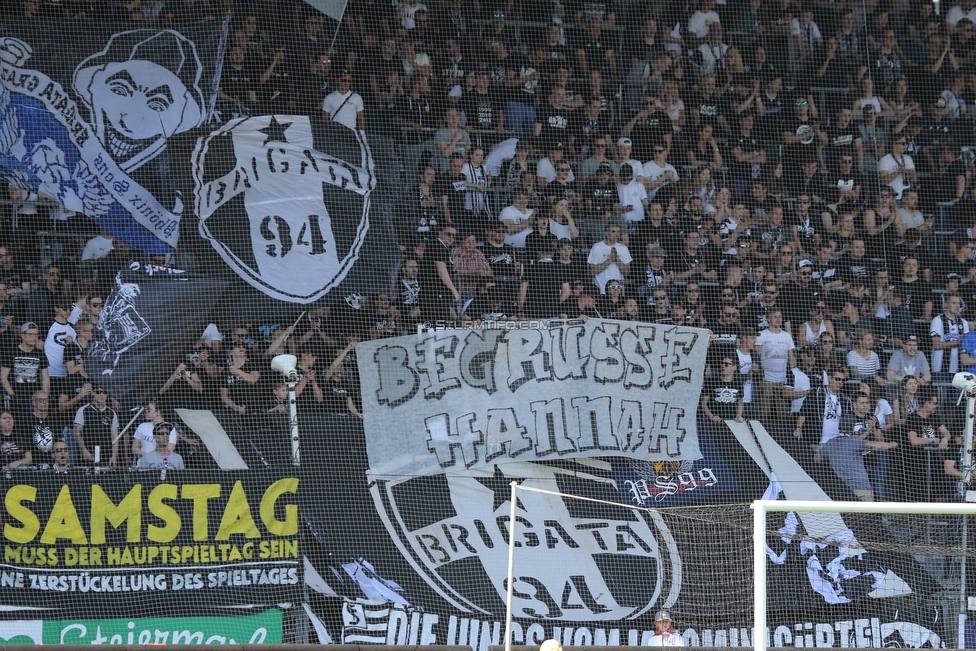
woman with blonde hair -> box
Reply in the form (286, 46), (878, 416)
(656, 79), (685, 133)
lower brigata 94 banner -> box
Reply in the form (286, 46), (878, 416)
(0, 471), (301, 611)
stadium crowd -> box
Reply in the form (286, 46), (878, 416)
(0, 0), (974, 504)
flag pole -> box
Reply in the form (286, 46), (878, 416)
(328, 2), (350, 55)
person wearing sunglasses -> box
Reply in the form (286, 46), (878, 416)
(781, 92), (826, 179)
(878, 135), (917, 200)
(72, 385), (119, 467)
(700, 353), (745, 426)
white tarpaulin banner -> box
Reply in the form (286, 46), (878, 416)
(357, 320), (709, 479)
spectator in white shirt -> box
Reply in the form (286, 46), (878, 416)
(878, 136), (917, 200)
(500, 190), (535, 247)
(642, 146), (680, 200)
(588, 222), (633, 293)
(322, 70), (365, 131)
(615, 164), (649, 233)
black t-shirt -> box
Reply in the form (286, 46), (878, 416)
(421, 239), (455, 297)
(826, 170), (862, 205)
(703, 375), (744, 421)
(2, 344), (48, 399)
(463, 91), (504, 131)
(728, 132), (763, 181)
(575, 34), (612, 74)
(826, 122), (859, 166)
(23, 411), (57, 454)
(585, 179), (616, 220)
(938, 158), (969, 204)
(0, 431), (30, 462)
(524, 260), (564, 318)
(687, 89), (725, 129)
(538, 103), (573, 147)
(896, 278), (932, 319)
(437, 173), (469, 219)
(897, 412), (945, 501)
(783, 117), (818, 161)
(74, 403), (118, 453)
(223, 361), (260, 410)
(629, 115), (671, 162)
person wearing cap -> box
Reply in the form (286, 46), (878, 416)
(131, 399), (179, 461)
(323, 69), (366, 131)
(649, 610), (685, 646)
(1, 322), (50, 407)
(621, 91), (671, 162)
(888, 336), (932, 387)
(72, 384), (119, 467)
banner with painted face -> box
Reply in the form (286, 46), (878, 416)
(0, 20), (225, 253)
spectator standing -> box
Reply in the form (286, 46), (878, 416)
(72, 385), (119, 467)
(588, 223), (633, 294)
(1, 322), (49, 409)
(756, 307), (796, 425)
(322, 70), (366, 131)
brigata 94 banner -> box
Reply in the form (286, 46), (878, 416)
(0, 471), (301, 611)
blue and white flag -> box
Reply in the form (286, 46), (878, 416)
(0, 21), (226, 253)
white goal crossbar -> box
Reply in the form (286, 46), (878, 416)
(752, 500), (976, 651)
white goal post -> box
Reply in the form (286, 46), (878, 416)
(752, 500), (976, 651)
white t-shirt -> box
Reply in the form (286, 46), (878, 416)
(500, 205), (534, 247)
(44, 321), (76, 378)
(642, 160), (680, 200)
(946, 4), (976, 27)
(133, 421), (178, 455)
(687, 10), (720, 38)
(617, 179), (648, 222)
(400, 1), (427, 29)
(82, 234), (113, 261)
(587, 240), (633, 294)
(820, 391), (843, 444)
(485, 138), (519, 177)
(756, 328), (795, 383)
(322, 90), (364, 131)
(537, 157), (576, 183)
(787, 367), (811, 413)
(877, 153), (915, 199)
(736, 349), (753, 402)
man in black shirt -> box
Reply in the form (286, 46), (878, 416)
(72, 386), (119, 467)
(825, 106), (863, 170)
(534, 86), (574, 148)
(437, 156), (470, 230)
(825, 154), (862, 214)
(482, 224), (521, 312)
(463, 68), (506, 144)
(1, 322), (49, 409)
(688, 73), (730, 134)
(727, 113), (765, 195)
(519, 240), (566, 318)
(621, 91), (671, 162)
(420, 224), (461, 321)
(574, 18), (617, 80)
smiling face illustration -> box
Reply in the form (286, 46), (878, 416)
(74, 30), (204, 172)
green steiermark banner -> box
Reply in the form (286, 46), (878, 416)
(26, 608), (283, 644)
